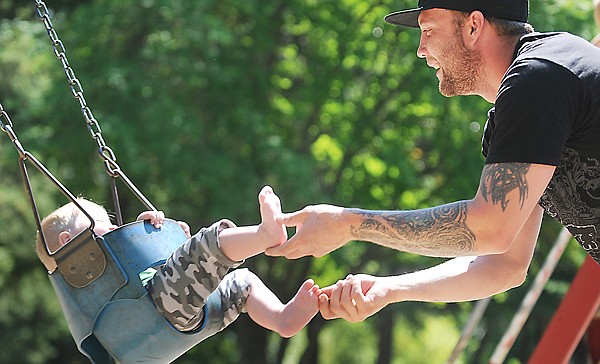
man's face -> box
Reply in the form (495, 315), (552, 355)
(416, 9), (484, 97)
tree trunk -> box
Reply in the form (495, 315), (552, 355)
(300, 316), (325, 364)
(376, 308), (394, 364)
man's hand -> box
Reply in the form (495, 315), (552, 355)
(265, 204), (352, 259)
(318, 274), (390, 322)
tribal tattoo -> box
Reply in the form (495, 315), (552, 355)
(480, 163), (530, 211)
(350, 201), (476, 257)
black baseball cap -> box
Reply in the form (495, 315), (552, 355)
(384, 0), (529, 28)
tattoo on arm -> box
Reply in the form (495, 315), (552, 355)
(350, 201), (476, 257)
(480, 163), (530, 211)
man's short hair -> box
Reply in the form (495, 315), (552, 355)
(487, 17), (534, 36)
(452, 11), (534, 36)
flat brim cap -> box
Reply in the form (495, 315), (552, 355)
(384, 0), (529, 28)
(384, 7), (422, 28)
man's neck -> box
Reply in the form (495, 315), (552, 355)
(480, 35), (522, 103)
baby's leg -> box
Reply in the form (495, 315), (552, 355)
(245, 273), (319, 338)
(213, 269), (253, 331)
(147, 220), (242, 331)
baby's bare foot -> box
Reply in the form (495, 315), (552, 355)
(258, 186), (287, 246)
(278, 279), (320, 338)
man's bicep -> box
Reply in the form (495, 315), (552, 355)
(477, 162), (555, 210)
(469, 162), (555, 252)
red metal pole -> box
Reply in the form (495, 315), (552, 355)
(528, 256), (600, 364)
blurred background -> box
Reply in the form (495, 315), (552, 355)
(0, 0), (598, 363)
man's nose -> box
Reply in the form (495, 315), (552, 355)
(417, 36), (427, 59)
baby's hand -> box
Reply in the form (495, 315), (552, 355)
(137, 211), (191, 238)
(177, 221), (191, 238)
(136, 210), (165, 229)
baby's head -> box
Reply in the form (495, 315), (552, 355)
(36, 199), (114, 268)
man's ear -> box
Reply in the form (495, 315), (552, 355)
(58, 231), (71, 247)
(464, 10), (485, 45)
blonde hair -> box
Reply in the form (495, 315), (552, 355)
(36, 198), (107, 271)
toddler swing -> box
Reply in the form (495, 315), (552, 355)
(0, 2), (226, 363)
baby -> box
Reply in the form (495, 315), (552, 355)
(37, 186), (319, 338)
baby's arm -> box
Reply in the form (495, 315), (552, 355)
(136, 211), (191, 238)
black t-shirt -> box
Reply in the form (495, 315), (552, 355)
(482, 32), (600, 264)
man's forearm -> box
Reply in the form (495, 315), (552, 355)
(384, 255), (524, 303)
(381, 205), (542, 304)
(349, 201), (477, 257)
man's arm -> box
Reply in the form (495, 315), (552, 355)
(318, 204), (544, 322)
(267, 162), (555, 259)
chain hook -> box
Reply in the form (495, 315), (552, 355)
(0, 103), (27, 159)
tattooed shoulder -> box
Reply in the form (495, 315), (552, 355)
(480, 162), (530, 211)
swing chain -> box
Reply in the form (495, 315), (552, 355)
(0, 103), (14, 132)
(0, 102), (27, 158)
(34, 0), (120, 178)
(32, 0), (158, 215)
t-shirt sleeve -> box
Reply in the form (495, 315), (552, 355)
(484, 58), (579, 166)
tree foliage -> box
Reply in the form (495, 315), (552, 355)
(0, 0), (597, 363)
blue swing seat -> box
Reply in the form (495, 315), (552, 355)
(48, 219), (226, 364)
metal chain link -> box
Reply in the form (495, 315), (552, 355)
(34, 0), (120, 177)
(0, 102), (26, 158)
(0, 102), (14, 132)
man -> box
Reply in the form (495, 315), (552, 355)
(267, 0), (600, 322)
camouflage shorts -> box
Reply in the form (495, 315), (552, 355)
(146, 219), (252, 332)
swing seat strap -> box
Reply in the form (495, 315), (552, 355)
(54, 230), (107, 288)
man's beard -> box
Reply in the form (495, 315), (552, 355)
(438, 34), (484, 97)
